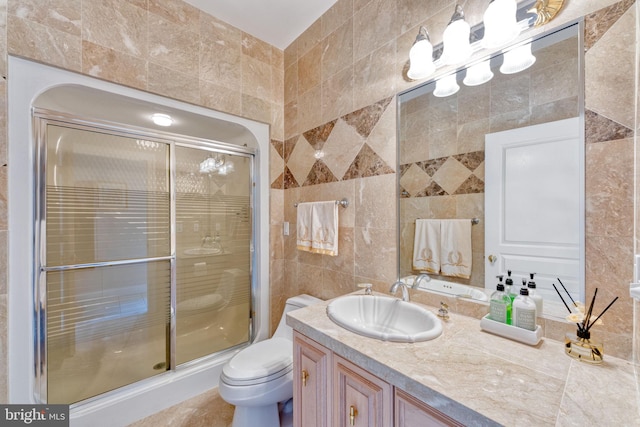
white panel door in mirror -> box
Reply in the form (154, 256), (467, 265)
(485, 117), (584, 315)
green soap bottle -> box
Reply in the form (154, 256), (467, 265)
(505, 270), (516, 303)
(489, 275), (512, 325)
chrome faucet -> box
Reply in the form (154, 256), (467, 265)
(389, 280), (417, 302)
(414, 273), (432, 287)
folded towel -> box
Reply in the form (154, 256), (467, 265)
(440, 219), (472, 279)
(413, 219), (441, 273)
(296, 202), (313, 253)
(310, 201), (339, 256)
(296, 201), (339, 256)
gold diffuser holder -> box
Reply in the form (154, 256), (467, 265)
(564, 328), (604, 364)
(553, 281), (618, 365)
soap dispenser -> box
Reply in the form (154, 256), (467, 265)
(505, 270), (516, 302)
(527, 273), (543, 317)
(490, 275), (511, 325)
(512, 287), (537, 331)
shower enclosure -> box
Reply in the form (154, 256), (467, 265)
(34, 112), (254, 404)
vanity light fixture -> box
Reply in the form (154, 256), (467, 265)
(405, 0), (565, 82)
(441, 4), (472, 66)
(151, 113), (173, 127)
(500, 42), (536, 74)
(463, 59), (494, 86)
(433, 73), (460, 98)
(407, 26), (435, 80)
(482, 0), (520, 49)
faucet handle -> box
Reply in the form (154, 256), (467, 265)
(357, 283), (373, 295)
(438, 301), (450, 320)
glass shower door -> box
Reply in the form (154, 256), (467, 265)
(38, 117), (255, 405)
(174, 146), (252, 365)
(42, 124), (171, 404)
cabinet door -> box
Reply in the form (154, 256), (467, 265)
(394, 389), (465, 427)
(293, 332), (331, 427)
(333, 354), (392, 427)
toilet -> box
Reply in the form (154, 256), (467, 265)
(219, 294), (322, 427)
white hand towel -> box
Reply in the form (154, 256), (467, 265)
(296, 202), (313, 253)
(413, 219), (441, 273)
(440, 219), (472, 279)
(310, 201), (339, 256)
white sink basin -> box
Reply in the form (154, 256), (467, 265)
(326, 295), (443, 343)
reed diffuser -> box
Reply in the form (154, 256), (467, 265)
(552, 279), (618, 364)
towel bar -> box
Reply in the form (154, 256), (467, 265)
(416, 217), (480, 225)
(294, 198), (349, 208)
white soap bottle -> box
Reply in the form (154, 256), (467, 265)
(512, 287), (537, 331)
(489, 275), (512, 325)
(527, 273), (543, 317)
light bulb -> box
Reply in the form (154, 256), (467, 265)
(441, 5), (472, 66)
(433, 74), (460, 98)
(500, 43), (536, 74)
(151, 113), (173, 126)
(463, 60), (494, 86)
(407, 27), (435, 80)
(483, 0), (520, 49)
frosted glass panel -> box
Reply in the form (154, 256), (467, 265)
(174, 146), (251, 365)
(45, 125), (170, 266)
(46, 261), (171, 404)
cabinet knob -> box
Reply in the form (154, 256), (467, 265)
(301, 369), (309, 386)
(349, 405), (358, 426)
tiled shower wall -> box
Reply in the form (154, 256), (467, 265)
(278, 0), (637, 361)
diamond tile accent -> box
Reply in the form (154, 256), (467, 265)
(342, 143), (394, 180)
(270, 143), (284, 185)
(283, 136), (297, 163)
(342, 96), (392, 138)
(416, 181), (447, 197)
(271, 139), (284, 159)
(271, 173), (284, 189)
(454, 175), (484, 194)
(322, 119), (365, 180)
(399, 163), (430, 197)
(287, 135), (317, 186)
(365, 99), (396, 168)
(585, 0), (635, 51)
(302, 160), (339, 186)
(431, 157), (472, 195)
(283, 166), (299, 189)
(585, 109), (633, 144)
(303, 120), (337, 150)
(417, 158), (447, 177)
(453, 151), (484, 171)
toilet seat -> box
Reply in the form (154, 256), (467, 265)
(221, 338), (293, 386)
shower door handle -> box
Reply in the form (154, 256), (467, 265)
(301, 369), (309, 386)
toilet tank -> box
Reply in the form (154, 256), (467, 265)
(272, 294), (322, 341)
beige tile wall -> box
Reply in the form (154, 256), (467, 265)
(279, 0), (637, 361)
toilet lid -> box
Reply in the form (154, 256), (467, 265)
(222, 338), (293, 385)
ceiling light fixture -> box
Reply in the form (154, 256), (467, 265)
(151, 113), (173, 127)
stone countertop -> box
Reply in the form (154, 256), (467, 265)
(286, 295), (640, 427)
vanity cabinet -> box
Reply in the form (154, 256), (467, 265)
(293, 331), (461, 427)
(293, 332), (331, 427)
(333, 354), (391, 427)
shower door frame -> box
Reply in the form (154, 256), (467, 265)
(32, 108), (257, 405)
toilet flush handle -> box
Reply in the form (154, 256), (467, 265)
(301, 369), (309, 386)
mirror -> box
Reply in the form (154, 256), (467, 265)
(397, 22), (583, 319)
